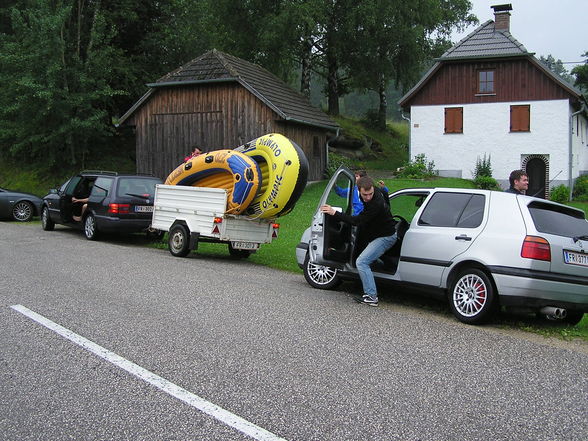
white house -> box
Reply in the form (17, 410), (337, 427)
(399, 4), (587, 198)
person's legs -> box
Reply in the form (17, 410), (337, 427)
(356, 234), (397, 302)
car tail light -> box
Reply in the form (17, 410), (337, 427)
(521, 235), (551, 261)
(108, 203), (130, 214)
(272, 223), (280, 238)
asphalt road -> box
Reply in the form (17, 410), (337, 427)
(1, 222), (587, 441)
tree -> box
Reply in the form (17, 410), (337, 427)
(0, 0), (131, 167)
(539, 54), (575, 85)
(572, 51), (588, 98)
(344, 0), (475, 130)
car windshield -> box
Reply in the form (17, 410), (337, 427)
(116, 178), (161, 198)
(528, 202), (588, 238)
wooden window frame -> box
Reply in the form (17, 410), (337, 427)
(477, 70), (495, 94)
(510, 105), (530, 132)
(444, 107), (463, 134)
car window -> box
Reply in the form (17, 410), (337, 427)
(116, 178), (161, 198)
(528, 202), (588, 238)
(91, 177), (114, 197)
(456, 194), (485, 227)
(418, 192), (485, 228)
(389, 193), (429, 223)
(326, 173), (353, 214)
(64, 177), (81, 195)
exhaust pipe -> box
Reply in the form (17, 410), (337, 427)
(540, 306), (567, 319)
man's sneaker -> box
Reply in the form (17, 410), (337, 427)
(361, 296), (378, 307)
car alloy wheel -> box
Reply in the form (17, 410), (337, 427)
(449, 268), (496, 324)
(41, 206), (54, 231)
(12, 201), (33, 222)
(84, 214), (98, 240)
(303, 253), (342, 290)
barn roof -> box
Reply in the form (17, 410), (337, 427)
(119, 49), (338, 130)
(398, 20), (583, 108)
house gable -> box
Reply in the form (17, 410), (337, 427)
(404, 58), (578, 107)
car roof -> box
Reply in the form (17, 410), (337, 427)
(78, 170), (159, 179)
(390, 187), (585, 217)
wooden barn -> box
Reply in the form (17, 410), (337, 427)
(118, 49), (338, 181)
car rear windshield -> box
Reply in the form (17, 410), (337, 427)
(116, 178), (161, 198)
(528, 202), (588, 238)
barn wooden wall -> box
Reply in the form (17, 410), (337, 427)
(407, 58), (573, 107)
(126, 82), (329, 181)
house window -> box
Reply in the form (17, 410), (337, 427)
(510, 105), (530, 132)
(478, 71), (494, 93)
(444, 107), (463, 134)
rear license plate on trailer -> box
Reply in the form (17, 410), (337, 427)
(563, 250), (588, 267)
(231, 241), (259, 250)
(135, 205), (153, 213)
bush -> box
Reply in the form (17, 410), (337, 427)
(473, 154), (493, 179)
(573, 175), (588, 201)
(474, 176), (501, 190)
(325, 152), (357, 178)
(397, 154), (437, 179)
(550, 184), (569, 203)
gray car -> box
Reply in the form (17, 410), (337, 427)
(0, 187), (43, 222)
(296, 168), (588, 325)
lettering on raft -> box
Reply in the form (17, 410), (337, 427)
(262, 175), (283, 209)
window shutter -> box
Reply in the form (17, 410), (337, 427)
(445, 107), (463, 134)
(510, 105), (530, 132)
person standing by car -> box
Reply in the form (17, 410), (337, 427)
(334, 170), (389, 215)
(505, 170), (529, 194)
(320, 176), (396, 307)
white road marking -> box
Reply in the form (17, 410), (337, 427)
(10, 304), (288, 441)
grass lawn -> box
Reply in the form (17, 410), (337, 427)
(151, 175), (588, 341)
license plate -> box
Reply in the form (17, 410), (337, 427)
(563, 250), (588, 267)
(135, 205), (153, 213)
(231, 241), (259, 250)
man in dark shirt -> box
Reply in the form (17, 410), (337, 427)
(505, 170), (529, 194)
(320, 176), (396, 306)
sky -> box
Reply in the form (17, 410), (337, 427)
(451, 0), (587, 71)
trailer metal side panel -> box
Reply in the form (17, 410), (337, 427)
(151, 185), (227, 233)
(151, 184), (274, 244)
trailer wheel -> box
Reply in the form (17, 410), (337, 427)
(169, 224), (190, 257)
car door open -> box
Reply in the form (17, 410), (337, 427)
(308, 167), (355, 268)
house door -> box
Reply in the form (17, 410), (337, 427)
(526, 157), (547, 198)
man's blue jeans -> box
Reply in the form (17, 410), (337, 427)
(356, 233), (397, 299)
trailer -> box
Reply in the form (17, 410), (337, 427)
(151, 184), (279, 258)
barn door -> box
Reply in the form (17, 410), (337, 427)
(149, 112), (224, 179)
(526, 157), (547, 198)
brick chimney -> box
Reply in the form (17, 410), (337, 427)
(492, 4), (512, 32)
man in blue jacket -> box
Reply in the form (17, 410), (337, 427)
(335, 170), (389, 215)
(321, 176), (396, 307)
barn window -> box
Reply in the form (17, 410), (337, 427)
(510, 105), (530, 132)
(313, 136), (320, 157)
(444, 107), (463, 134)
(478, 71), (494, 93)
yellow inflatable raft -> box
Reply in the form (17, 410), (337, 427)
(234, 133), (309, 219)
(164, 150), (261, 215)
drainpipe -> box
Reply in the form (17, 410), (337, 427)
(401, 111), (411, 161)
(569, 104), (586, 201)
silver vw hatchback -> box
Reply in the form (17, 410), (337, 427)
(296, 168), (588, 325)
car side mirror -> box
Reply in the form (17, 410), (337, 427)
(49, 188), (58, 195)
